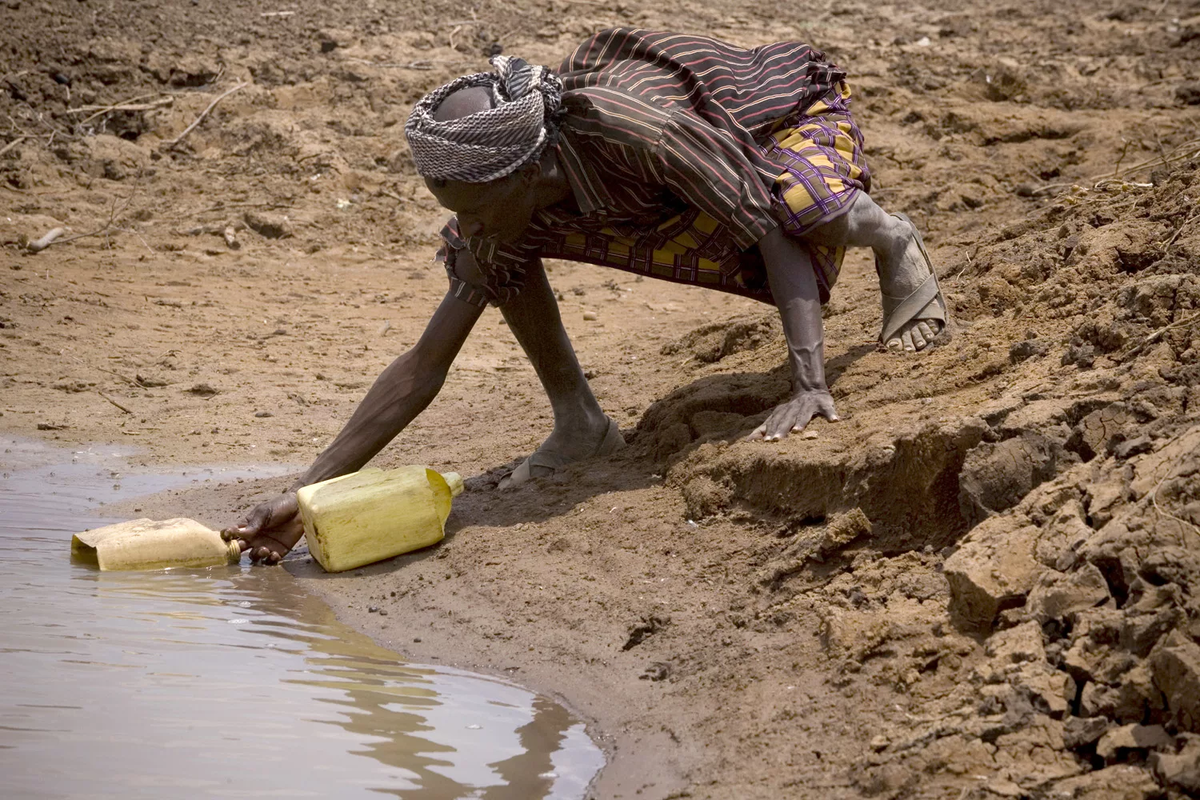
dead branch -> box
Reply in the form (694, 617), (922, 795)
(1030, 138), (1200, 197)
(29, 194), (135, 252)
(163, 82), (249, 149)
(96, 391), (134, 415)
(25, 227), (66, 253)
(0, 135), (28, 158)
(70, 96), (174, 127)
(342, 58), (458, 70)
(1161, 209), (1200, 253)
(1120, 310), (1200, 361)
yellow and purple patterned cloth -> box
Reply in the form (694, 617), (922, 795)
(440, 83), (869, 308)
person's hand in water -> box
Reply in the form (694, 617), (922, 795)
(222, 492), (304, 565)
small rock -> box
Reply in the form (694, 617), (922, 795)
(958, 431), (1064, 526)
(1045, 764), (1160, 799)
(1151, 630), (1200, 732)
(1063, 716), (1109, 750)
(1026, 562), (1110, 623)
(1009, 338), (1049, 363)
(243, 210), (293, 239)
(1095, 723), (1172, 763)
(985, 778), (1024, 797)
(1151, 735), (1200, 794)
(640, 662), (670, 681)
(254, 411), (274, 418)
(944, 519), (1043, 631)
(623, 615), (669, 651)
(817, 508), (872, 556)
(582, 310), (598, 321)
(1177, 83), (1200, 106)
(986, 619), (1045, 663)
(1113, 435), (1152, 459)
(186, 383), (219, 397)
(368, 606), (379, 613)
(1070, 403), (1133, 460)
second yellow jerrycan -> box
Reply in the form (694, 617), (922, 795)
(72, 518), (242, 571)
(295, 466), (464, 573)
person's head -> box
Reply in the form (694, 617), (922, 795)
(405, 57), (564, 244)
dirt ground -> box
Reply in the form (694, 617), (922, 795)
(4, 0), (1200, 797)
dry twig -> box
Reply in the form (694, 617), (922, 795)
(28, 194), (136, 253)
(1161, 209), (1200, 253)
(342, 58), (450, 70)
(1120, 310), (1200, 361)
(1030, 138), (1200, 197)
(0, 135), (27, 158)
(71, 95), (174, 127)
(163, 82), (249, 149)
(96, 391), (134, 415)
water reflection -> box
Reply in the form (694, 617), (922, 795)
(0, 437), (603, 799)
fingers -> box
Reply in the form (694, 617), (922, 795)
(748, 393), (839, 443)
(223, 504), (270, 539)
(249, 545), (283, 566)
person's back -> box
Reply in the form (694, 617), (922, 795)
(558, 28), (843, 137)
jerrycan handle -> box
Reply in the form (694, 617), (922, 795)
(441, 472), (464, 498)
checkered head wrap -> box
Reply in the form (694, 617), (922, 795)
(405, 55), (565, 184)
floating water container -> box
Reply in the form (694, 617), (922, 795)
(72, 518), (242, 571)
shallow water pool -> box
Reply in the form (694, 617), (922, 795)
(0, 437), (603, 799)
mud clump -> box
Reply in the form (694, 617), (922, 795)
(659, 313), (780, 365)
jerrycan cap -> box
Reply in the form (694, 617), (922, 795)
(442, 471), (464, 497)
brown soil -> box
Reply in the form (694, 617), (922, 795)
(4, 1), (1200, 797)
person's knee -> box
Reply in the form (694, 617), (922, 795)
(450, 248), (493, 293)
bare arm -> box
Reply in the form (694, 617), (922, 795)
(748, 227), (839, 440)
(224, 290), (485, 563)
(296, 291), (486, 487)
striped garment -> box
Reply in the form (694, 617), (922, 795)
(438, 28), (868, 308)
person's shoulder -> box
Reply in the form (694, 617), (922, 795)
(560, 85), (672, 146)
(557, 27), (649, 73)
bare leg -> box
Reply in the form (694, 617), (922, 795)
(804, 193), (943, 352)
(451, 252), (612, 482)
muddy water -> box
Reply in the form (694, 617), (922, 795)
(0, 437), (603, 799)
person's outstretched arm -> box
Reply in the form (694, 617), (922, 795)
(747, 226), (839, 440)
(224, 290), (486, 564)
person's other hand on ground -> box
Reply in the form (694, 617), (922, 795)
(222, 492), (304, 565)
(748, 387), (838, 441)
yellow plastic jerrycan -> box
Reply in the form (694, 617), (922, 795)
(72, 518), (242, 571)
(296, 466), (464, 573)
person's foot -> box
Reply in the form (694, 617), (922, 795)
(876, 215), (945, 352)
(499, 412), (624, 489)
